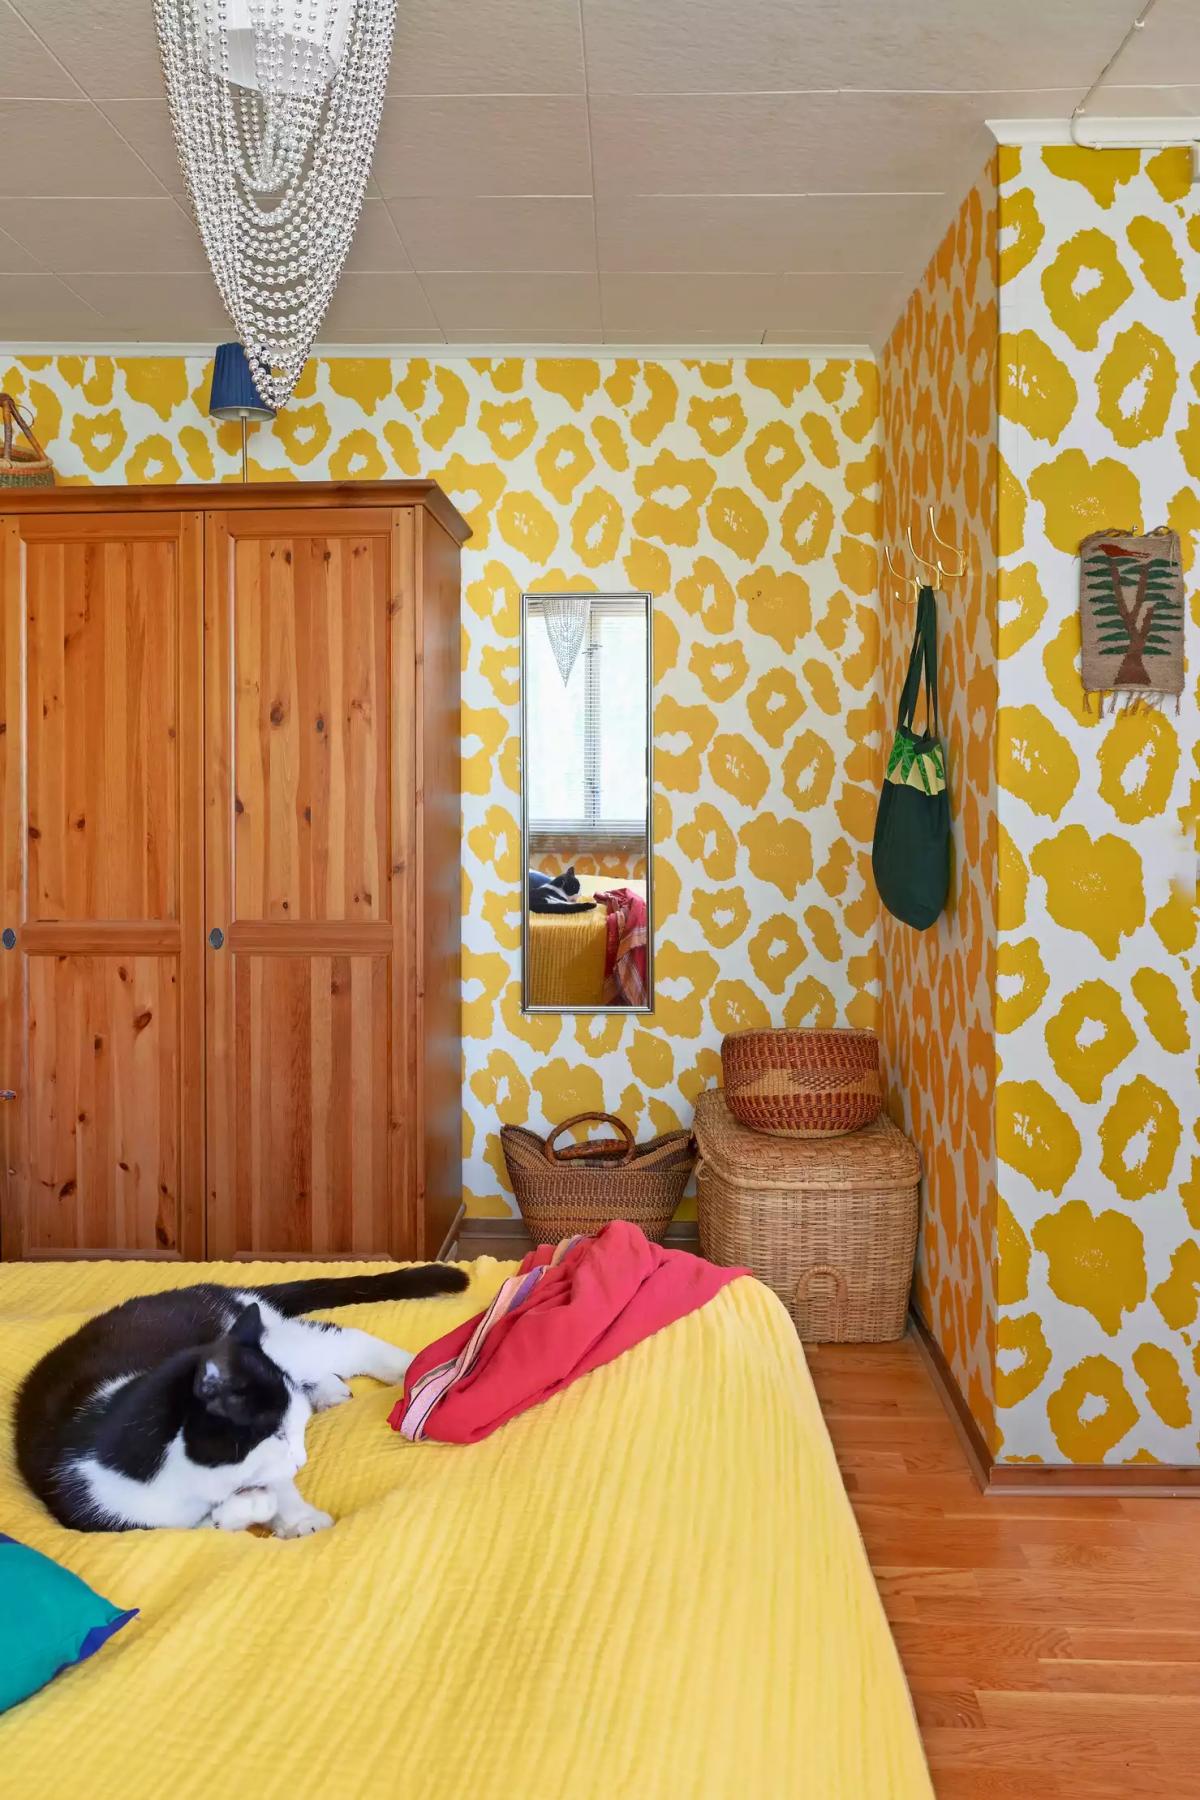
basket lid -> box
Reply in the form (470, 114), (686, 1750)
(692, 1086), (920, 1190)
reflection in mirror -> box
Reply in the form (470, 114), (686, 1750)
(521, 591), (653, 1014)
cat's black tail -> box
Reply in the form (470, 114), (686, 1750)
(251, 1265), (469, 1318)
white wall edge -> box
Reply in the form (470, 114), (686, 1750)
(987, 115), (1200, 147)
(0, 339), (875, 361)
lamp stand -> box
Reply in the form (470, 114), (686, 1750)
(240, 415), (249, 484)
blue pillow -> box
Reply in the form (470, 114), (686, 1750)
(0, 1533), (137, 1714)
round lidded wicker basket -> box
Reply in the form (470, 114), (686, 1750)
(721, 1027), (882, 1138)
(500, 1111), (695, 1245)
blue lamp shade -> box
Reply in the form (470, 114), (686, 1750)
(208, 342), (276, 422)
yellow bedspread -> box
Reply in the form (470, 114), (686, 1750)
(527, 874), (646, 1008)
(0, 1259), (931, 1800)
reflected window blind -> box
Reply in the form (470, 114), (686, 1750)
(527, 597), (647, 849)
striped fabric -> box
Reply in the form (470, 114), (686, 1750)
(397, 1235), (583, 1442)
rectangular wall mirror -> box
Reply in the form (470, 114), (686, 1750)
(520, 590), (653, 1014)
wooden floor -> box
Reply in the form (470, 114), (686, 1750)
(810, 1336), (1200, 1799)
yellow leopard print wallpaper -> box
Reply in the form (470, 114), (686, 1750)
(883, 144), (1200, 1466)
(0, 352), (883, 1220)
(994, 146), (1200, 1464)
(8, 149), (1195, 1468)
(880, 164), (1000, 1449)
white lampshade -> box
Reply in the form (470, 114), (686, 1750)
(207, 0), (355, 96)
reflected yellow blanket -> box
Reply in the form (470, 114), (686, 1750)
(0, 1259), (931, 1799)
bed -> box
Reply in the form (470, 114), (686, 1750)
(526, 874), (645, 1007)
(0, 1257), (931, 1799)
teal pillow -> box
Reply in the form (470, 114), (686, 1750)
(0, 1533), (137, 1714)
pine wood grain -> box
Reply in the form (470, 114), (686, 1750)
(416, 511), (464, 1258)
(813, 1336), (1200, 1797)
(0, 480), (471, 544)
(206, 509), (398, 1258)
(0, 509), (203, 1259)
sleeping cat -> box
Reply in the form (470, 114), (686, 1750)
(528, 866), (595, 914)
(15, 1266), (467, 1537)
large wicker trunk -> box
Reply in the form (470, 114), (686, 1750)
(693, 1088), (920, 1342)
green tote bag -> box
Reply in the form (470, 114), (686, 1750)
(872, 584), (950, 930)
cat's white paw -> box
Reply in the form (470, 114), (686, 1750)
(307, 1374), (352, 1411)
(211, 1487), (275, 1531)
(374, 1347), (413, 1386)
(275, 1505), (334, 1539)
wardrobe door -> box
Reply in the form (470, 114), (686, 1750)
(0, 512), (205, 1259)
(204, 507), (414, 1258)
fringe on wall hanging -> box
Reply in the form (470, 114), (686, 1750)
(1079, 526), (1185, 716)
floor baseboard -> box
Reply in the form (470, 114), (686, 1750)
(910, 1306), (1200, 1497)
(907, 1306), (993, 1490)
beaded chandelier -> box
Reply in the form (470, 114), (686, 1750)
(155, 0), (396, 409)
(542, 594), (592, 685)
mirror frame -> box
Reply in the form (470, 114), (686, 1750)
(519, 589), (655, 1016)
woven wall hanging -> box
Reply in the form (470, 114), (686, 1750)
(1079, 526), (1185, 714)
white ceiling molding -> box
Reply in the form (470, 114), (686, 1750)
(987, 115), (1200, 145)
(0, 339), (875, 361)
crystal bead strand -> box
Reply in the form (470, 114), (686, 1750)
(154, 0), (396, 410)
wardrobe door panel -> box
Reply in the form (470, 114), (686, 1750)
(0, 513), (205, 1259)
(227, 954), (391, 1256)
(26, 954), (182, 1253)
(205, 509), (413, 1258)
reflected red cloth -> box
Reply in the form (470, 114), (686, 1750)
(388, 1220), (744, 1445)
(598, 886), (648, 1007)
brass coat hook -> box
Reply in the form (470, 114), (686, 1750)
(916, 507), (968, 586)
(883, 543), (921, 607)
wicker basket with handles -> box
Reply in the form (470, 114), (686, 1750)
(721, 1027), (882, 1138)
(0, 394), (54, 489)
(693, 1087), (919, 1342)
(500, 1111), (695, 1246)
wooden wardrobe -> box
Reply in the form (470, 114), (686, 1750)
(0, 480), (468, 1264)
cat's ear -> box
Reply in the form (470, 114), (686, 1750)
(230, 1303), (264, 1347)
(194, 1357), (226, 1403)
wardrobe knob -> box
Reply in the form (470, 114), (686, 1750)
(208, 927), (225, 949)
(0, 1089), (16, 1101)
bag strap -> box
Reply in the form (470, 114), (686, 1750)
(543, 1112), (636, 1166)
(896, 585), (939, 737)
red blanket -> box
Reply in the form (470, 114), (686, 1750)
(388, 1221), (745, 1445)
(598, 886), (648, 1007)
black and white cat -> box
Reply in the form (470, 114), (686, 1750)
(528, 866), (594, 914)
(15, 1266), (467, 1537)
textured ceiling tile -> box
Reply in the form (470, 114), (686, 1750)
(423, 271), (602, 333)
(96, 99), (185, 193)
(0, 271), (105, 335)
(0, 196), (205, 273)
(8, 0), (165, 99)
(600, 269), (895, 338)
(344, 200), (414, 273)
(0, 5), (78, 98)
(0, 225), (40, 273)
(319, 272), (440, 334)
(589, 91), (1001, 197)
(595, 193), (940, 273)
(0, 99), (166, 196)
(390, 196), (595, 272)
(373, 96), (592, 198)
(63, 270), (229, 335)
(581, 0), (1141, 94)
(390, 0), (584, 95)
